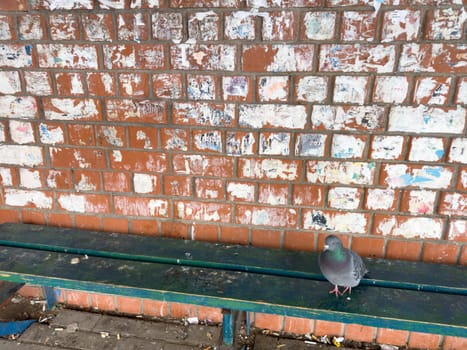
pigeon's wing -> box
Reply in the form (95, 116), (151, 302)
(350, 250), (368, 282)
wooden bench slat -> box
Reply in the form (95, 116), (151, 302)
(0, 245), (465, 337)
(0, 224), (465, 295)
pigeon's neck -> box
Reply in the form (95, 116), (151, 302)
(330, 248), (346, 261)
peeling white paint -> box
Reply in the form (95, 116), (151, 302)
(37, 44), (98, 69)
(73, 151), (90, 168)
(328, 187), (360, 210)
(371, 136), (404, 160)
(5, 189), (52, 209)
(333, 76), (368, 105)
(148, 199), (168, 217)
(408, 190), (436, 215)
(258, 76), (288, 101)
(58, 194), (85, 213)
(331, 134), (365, 159)
(24, 72), (51, 96)
(45, 99), (99, 121)
(0, 168), (13, 186)
(414, 77), (450, 105)
(239, 105), (306, 129)
(303, 12), (335, 40)
(366, 189), (395, 210)
(101, 126), (123, 147)
(242, 159), (298, 181)
(41, 0), (93, 10)
(374, 76), (408, 103)
(0, 96), (37, 119)
(449, 138), (467, 164)
(134, 173), (157, 194)
(0, 145), (42, 166)
(377, 217), (442, 239)
(307, 161), (375, 185)
(267, 45), (314, 72)
(389, 106), (466, 134)
(19, 168), (42, 189)
(76, 174), (96, 192)
(259, 133), (290, 156)
(409, 137), (444, 162)
(312, 105), (384, 131)
(382, 10), (420, 42)
(9, 120), (34, 144)
(384, 164), (452, 189)
(227, 182), (255, 202)
(296, 76), (327, 103)
(39, 124), (64, 145)
(448, 220), (466, 241)
(112, 150), (122, 163)
(0, 71), (21, 94)
(303, 211), (367, 234)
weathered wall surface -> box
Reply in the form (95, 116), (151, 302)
(0, 0), (466, 347)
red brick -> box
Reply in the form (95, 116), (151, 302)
(18, 285), (43, 298)
(439, 192), (467, 217)
(87, 72), (116, 96)
(0, 0), (26, 11)
(152, 12), (183, 41)
(106, 99), (167, 124)
(443, 336), (467, 350)
(283, 231), (315, 251)
(458, 167), (467, 191)
(110, 150), (167, 173)
(47, 213), (73, 228)
(400, 44), (467, 73)
(220, 226), (249, 245)
(21, 210), (46, 225)
(258, 183), (288, 205)
(227, 181), (255, 202)
(170, 302), (197, 319)
(104, 44), (165, 70)
(314, 320), (343, 336)
(425, 8), (466, 40)
(143, 299), (168, 317)
(236, 205), (297, 228)
(448, 219), (466, 243)
(164, 175), (192, 197)
(170, 44), (235, 71)
(239, 158), (300, 181)
(97, 125), (126, 148)
(57, 193), (110, 214)
(381, 10), (420, 42)
(251, 229), (281, 249)
(302, 12), (336, 40)
(195, 178), (224, 199)
(117, 13), (149, 42)
(243, 45), (314, 72)
(386, 240), (422, 261)
(460, 246), (467, 266)
(49, 14), (79, 40)
(380, 164), (454, 189)
(131, 219), (159, 236)
(188, 12), (220, 41)
(161, 128), (188, 151)
(345, 324), (376, 343)
(114, 196), (169, 217)
(0, 209), (19, 223)
(83, 13), (114, 42)
(173, 154), (234, 177)
(128, 126), (158, 150)
(376, 328), (409, 346)
(102, 217), (129, 234)
(351, 236), (385, 258)
(117, 296), (141, 315)
(254, 313), (283, 332)
(292, 185), (324, 207)
(50, 147), (106, 169)
(67, 124), (96, 146)
(103, 172), (131, 192)
(191, 223), (219, 242)
(66, 290), (90, 308)
(422, 242), (459, 264)
(73, 170), (101, 192)
(175, 201), (232, 223)
(408, 332), (441, 350)
(413, 76), (451, 105)
(118, 73), (149, 97)
(90, 293), (115, 311)
(75, 215), (101, 231)
(160, 221), (189, 240)
(0, 16), (15, 40)
(37, 44), (98, 70)
(55, 73), (84, 96)
(197, 306), (222, 323)
(283, 316), (313, 335)
(18, 14), (46, 40)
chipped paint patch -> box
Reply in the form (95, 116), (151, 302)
(194, 131), (222, 152)
(303, 210), (367, 234)
(407, 190), (436, 215)
(374, 76), (409, 103)
(448, 220), (466, 242)
(366, 189), (395, 210)
(0, 168), (13, 186)
(303, 12), (335, 40)
(312, 105), (384, 131)
(75, 174), (97, 192)
(19, 169), (42, 189)
(37, 44), (98, 69)
(241, 159), (298, 181)
(0, 44), (33, 67)
(296, 76), (327, 103)
(384, 164), (452, 189)
(226, 132), (255, 156)
(240, 105), (306, 129)
(58, 194), (106, 213)
(227, 182), (255, 202)
(134, 173), (158, 194)
(371, 136), (404, 160)
(258, 76), (289, 102)
(328, 187), (360, 210)
(260, 133), (290, 156)
(442, 193), (467, 216)
(0, 145), (42, 166)
(0, 96), (37, 119)
(101, 126), (124, 147)
(0, 71), (21, 94)
(295, 134), (326, 157)
(449, 138), (467, 163)
(9, 120), (34, 144)
(174, 102), (234, 127)
(331, 134), (365, 159)
(382, 10), (420, 42)
(45, 99), (100, 121)
(268, 45), (314, 72)
(333, 76), (368, 105)
(409, 137), (444, 162)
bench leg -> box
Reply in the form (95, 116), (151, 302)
(222, 309), (234, 345)
(43, 286), (58, 310)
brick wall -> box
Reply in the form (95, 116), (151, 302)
(1, 0), (466, 348)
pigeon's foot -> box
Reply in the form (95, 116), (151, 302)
(328, 285), (341, 297)
(341, 286), (352, 295)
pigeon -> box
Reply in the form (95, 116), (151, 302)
(318, 235), (368, 297)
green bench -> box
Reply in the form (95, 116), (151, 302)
(0, 223), (465, 344)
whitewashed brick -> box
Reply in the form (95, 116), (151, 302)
(44, 99), (100, 120)
(449, 138), (467, 163)
(24, 72), (52, 96)
(227, 182), (255, 202)
(0, 145), (43, 166)
(240, 105), (307, 129)
(0, 123), (4, 143)
(307, 161), (375, 185)
(259, 133), (290, 155)
(331, 134), (366, 159)
(241, 159), (298, 181)
(295, 76), (327, 103)
(409, 137), (445, 162)
(19, 15), (44, 40)
(366, 189), (395, 210)
(371, 135), (404, 160)
(19, 168), (42, 189)
(312, 105), (384, 131)
(457, 78), (467, 104)
(407, 190), (436, 215)
(37, 44), (98, 69)
(373, 76), (409, 104)
(328, 187), (360, 210)
(384, 164), (452, 189)
(0, 16), (13, 40)
(295, 134), (327, 157)
(39, 123), (64, 145)
(0, 44), (33, 68)
(304, 210), (367, 234)
(389, 106), (466, 134)
(0, 96), (37, 119)
(414, 77), (451, 105)
(225, 11), (255, 40)
(382, 10), (420, 42)
(30, 0), (93, 9)
(9, 120), (35, 144)
(57, 194), (107, 214)
(333, 76), (368, 105)
(0, 71), (21, 94)
(5, 189), (52, 209)
(448, 220), (466, 242)
(303, 12), (336, 40)
(194, 131), (222, 152)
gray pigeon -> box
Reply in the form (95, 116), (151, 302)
(318, 235), (368, 297)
